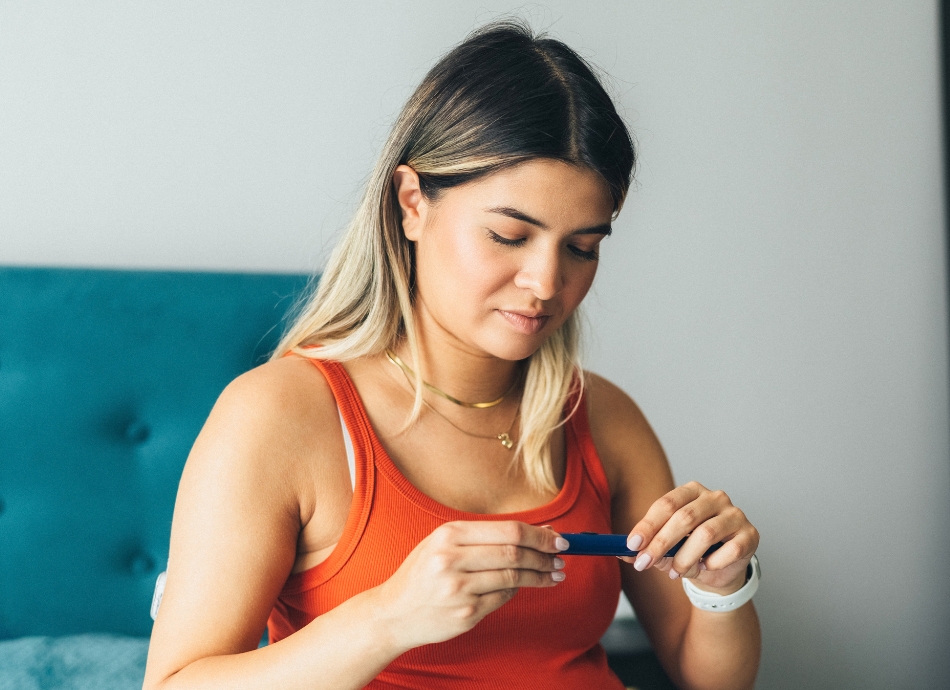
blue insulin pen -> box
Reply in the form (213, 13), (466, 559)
(559, 532), (724, 558)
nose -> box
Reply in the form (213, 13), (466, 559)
(513, 246), (564, 301)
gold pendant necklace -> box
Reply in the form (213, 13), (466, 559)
(422, 398), (518, 449)
(384, 348), (520, 450)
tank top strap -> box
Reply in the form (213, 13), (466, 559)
(298, 356), (374, 467)
(564, 380), (613, 512)
(279, 352), (378, 592)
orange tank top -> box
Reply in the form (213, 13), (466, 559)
(267, 358), (625, 690)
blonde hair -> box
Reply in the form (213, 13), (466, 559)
(273, 21), (634, 492)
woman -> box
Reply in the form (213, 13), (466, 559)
(144, 21), (761, 690)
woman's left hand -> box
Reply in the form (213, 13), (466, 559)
(620, 481), (759, 594)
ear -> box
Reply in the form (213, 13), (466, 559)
(392, 164), (428, 242)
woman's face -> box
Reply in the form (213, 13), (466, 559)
(397, 158), (616, 361)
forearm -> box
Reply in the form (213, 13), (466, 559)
(674, 601), (761, 690)
(147, 586), (407, 690)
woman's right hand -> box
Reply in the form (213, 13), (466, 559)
(371, 521), (568, 649)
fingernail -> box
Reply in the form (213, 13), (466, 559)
(551, 571), (566, 582)
(699, 562), (707, 571)
(540, 524), (553, 529)
(634, 553), (652, 571)
(626, 534), (643, 551)
(553, 557), (565, 570)
(669, 568), (680, 580)
(555, 537), (570, 551)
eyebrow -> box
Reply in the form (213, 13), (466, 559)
(484, 205), (612, 236)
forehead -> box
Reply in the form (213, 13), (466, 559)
(440, 159), (615, 229)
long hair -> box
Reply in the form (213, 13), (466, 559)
(273, 20), (635, 493)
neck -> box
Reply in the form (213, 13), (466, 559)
(392, 306), (523, 405)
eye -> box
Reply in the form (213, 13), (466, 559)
(486, 229), (526, 247)
(568, 245), (599, 262)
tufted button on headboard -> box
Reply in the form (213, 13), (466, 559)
(0, 267), (309, 639)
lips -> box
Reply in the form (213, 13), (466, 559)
(497, 309), (551, 335)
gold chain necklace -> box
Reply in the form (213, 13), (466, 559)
(384, 348), (520, 449)
(384, 348), (518, 408)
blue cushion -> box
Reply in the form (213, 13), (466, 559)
(0, 635), (149, 690)
(0, 267), (309, 639)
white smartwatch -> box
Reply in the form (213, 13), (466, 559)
(682, 554), (760, 612)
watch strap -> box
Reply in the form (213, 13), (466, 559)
(682, 554), (760, 612)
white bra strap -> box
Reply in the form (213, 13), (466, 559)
(338, 407), (356, 490)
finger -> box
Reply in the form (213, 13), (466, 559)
(669, 509), (745, 576)
(465, 566), (564, 594)
(474, 588), (519, 615)
(634, 490), (727, 572)
(453, 544), (565, 574)
(651, 556), (673, 573)
(437, 520), (567, 553)
(702, 527), (759, 572)
(626, 482), (708, 552)
(673, 561), (702, 579)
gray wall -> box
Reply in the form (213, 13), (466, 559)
(2, 2), (948, 688)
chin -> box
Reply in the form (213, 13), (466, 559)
(477, 331), (552, 362)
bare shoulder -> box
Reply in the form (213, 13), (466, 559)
(216, 355), (337, 433)
(187, 354), (345, 508)
(181, 355), (337, 505)
(584, 371), (646, 432)
(584, 372), (674, 505)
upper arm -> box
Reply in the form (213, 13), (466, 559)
(585, 373), (692, 665)
(144, 357), (338, 685)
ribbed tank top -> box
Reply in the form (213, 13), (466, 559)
(268, 358), (625, 689)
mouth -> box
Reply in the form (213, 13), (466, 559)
(497, 309), (551, 335)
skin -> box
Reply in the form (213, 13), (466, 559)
(143, 158), (761, 690)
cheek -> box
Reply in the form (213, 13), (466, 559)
(418, 225), (512, 304)
(558, 261), (598, 314)
(446, 229), (509, 289)
(571, 265), (598, 303)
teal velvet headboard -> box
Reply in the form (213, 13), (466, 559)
(0, 267), (309, 639)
